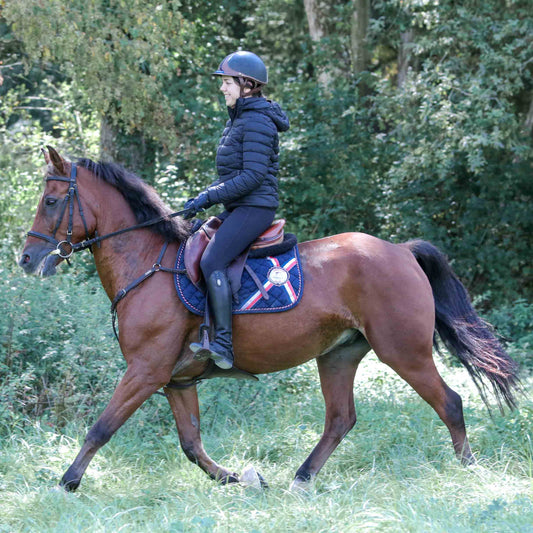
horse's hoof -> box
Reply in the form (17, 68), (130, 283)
(217, 472), (239, 484)
(289, 476), (313, 493)
(240, 465), (267, 489)
(59, 479), (80, 492)
(461, 454), (477, 466)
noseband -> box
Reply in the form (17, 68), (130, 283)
(27, 164), (93, 259)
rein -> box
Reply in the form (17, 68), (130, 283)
(28, 162), (189, 341)
(27, 163), (189, 258)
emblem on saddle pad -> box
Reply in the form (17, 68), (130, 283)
(267, 266), (289, 286)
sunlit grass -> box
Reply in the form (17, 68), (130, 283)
(1, 358), (532, 532)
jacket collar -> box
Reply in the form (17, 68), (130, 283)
(227, 96), (268, 120)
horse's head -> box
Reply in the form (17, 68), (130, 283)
(19, 146), (97, 276)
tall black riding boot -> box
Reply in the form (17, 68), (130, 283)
(190, 270), (234, 369)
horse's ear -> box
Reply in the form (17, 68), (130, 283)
(41, 147), (51, 164)
(46, 145), (67, 175)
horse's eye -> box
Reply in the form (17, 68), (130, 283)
(45, 197), (58, 207)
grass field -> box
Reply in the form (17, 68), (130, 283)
(1, 356), (532, 532)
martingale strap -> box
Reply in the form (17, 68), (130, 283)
(26, 162), (190, 341)
(110, 242), (186, 340)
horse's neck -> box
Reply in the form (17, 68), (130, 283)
(90, 184), (167, 302)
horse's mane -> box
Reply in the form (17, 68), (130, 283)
(77, 158), (191, 243)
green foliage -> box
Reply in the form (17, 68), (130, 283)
(484, 299), (533, 370)
(279, 84), (381, 240)
(371, 0), (533, 300)
(0, 82), (99, 270)
(0, 268), (123, 432)
(2, 0), (532, 301)
(4, 0), (183, 147)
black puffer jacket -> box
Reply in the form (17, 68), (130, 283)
(206, 96), (290, 210)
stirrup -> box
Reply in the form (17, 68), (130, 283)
(208, 346), (234, 370)
(190, 343), (233, 370)
(190, 323), (211, 361)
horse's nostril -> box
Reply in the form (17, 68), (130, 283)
(21, 254), (30, 264)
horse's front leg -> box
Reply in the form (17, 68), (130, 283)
(60, 364), (168, 491)
(164, 384), (239, 483)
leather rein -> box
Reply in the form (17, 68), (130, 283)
(27, 163), (188, 339)
(27, 163), (189, 259)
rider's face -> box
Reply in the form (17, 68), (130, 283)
(220, 76), (241, 108)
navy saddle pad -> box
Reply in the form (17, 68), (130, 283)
(174, 243), (304, 316)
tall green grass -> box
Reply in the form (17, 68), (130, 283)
(1, 261), (532, 531)
(1, 358), (531, 532)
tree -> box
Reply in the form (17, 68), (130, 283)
(1, 0), (531, 302)
(372, 0), (533, 300)
(3, 0), (209, 176)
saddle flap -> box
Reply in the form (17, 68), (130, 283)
(184, 217), (222, 286)
(184, 217), (286, 286)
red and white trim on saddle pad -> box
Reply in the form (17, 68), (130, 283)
(239, 256), (298, 311)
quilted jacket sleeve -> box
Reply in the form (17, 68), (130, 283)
(206, 116), (275, 205)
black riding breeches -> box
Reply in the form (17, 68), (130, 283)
(200, 206), (276, 279)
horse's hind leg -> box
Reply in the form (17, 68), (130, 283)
(397, 356), (474, 464)
(164, 384), (239, 483)
(367, 325), (475, 465)
(291, 335), (370, 490)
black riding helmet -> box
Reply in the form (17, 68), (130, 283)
(213, 51), (268, 85)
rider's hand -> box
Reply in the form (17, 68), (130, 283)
(183, 191), (210, 219)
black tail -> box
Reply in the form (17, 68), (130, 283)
(406, 239), (521, 412)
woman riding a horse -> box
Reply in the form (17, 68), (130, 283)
(183, 51), (290, 370)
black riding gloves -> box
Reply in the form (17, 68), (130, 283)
(183, 191), (210, 220)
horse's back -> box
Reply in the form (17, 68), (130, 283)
(298, 232), (435, 339)
(299, 231), (424, 285)
(229, 231), (435, 374)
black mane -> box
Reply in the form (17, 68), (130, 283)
(77, 158), (190, 243)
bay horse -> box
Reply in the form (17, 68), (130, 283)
(19, 146), (520, 492)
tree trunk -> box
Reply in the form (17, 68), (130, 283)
(525, 91), (533, 136)
(350, 0), (371, 76)
(99, 116), (156, 182)
(303, 0), (331, 89)
(397, 30), (414, 87)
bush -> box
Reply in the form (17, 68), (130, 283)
(484, 299), (533, 372)
(0, 260), (124, 433)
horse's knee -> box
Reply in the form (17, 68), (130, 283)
(327, 411), (357, 441)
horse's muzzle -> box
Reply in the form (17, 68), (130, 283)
(19, 244), (62, 276)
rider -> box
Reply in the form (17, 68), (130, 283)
(183, 51), (290, 370)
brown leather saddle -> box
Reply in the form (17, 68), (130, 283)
(184, 216), (286, 288)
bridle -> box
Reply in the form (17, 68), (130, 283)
(26, 161), (190, 341)
(27, 163), (93, 259)
(27, 162), (189, 260)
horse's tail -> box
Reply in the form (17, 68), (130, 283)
(405, 239), (521, 412)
